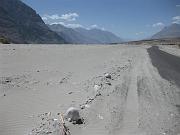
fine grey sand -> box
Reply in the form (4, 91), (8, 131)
(0, 44), (180, 135)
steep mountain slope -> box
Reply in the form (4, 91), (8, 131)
(152, 23), (180, 39)
(0, 0), (65, 44)
(49, 24), (122, 44)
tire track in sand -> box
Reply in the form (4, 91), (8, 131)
(119, 60), (146, 135)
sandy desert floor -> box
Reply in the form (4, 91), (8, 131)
(0, 44), (180, 135)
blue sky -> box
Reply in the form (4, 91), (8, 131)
(22, 0), (180, 40)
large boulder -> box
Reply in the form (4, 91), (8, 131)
(65, 107), (80, 122)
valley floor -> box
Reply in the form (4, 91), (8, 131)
(0, 44), (180, 135)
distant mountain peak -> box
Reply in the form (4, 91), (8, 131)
(152, 23), (180, 39)
(171, 23), (180, 26)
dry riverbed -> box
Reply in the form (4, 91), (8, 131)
(0, 44), (180, 135)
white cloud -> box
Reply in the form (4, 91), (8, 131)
(50, 14), (60, 20)
(50, 22), (83, 28)
(172, 16), (180, 24)
(42, 12), (79, 22)
(90, 24), (98, 28)
(50, 22), (65, 25)
(173, 16), (180, 20)
(42, 13), (106, 30)
(152, 22), (165, 27)
(65, 23), (83, 28)
(42, 14), (60, 20)
(60, 13), (79, 21)
(42, 16), (48, 20)
(101, 27), (106, 31)
(135, 32), (144, 35)
(89, 24), (106, 31)
(176, 5), (180, 7)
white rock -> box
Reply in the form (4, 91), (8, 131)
(53, 119), (59, 128)
(68, 118), (71, 122)
(65, 107), (80, 122)
(53, 118), (58, 121)
(94, 84), (101, 91)
(104, 73), (111, 79)
(98, 114), (104, 120)
(85, 104), (90, 108)
(47, 112), (51, 116)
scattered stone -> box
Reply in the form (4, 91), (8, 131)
(80, 105), (85, 110)
(30, 113), (67, 135)
(53, 118), (58, 121)
(170, 113), (174, 117)
(85, 104), (90, 108)
(45, 131), (52, 134)
(5, 79), (11, 83)
(80, 104), (90, 110)
(105, 81), (111, 85)
(3, 94), (6, 97)
(68, 92), (73, 94)
(94, 84), (102, 91)
(89, 98), (94, 101)
(37, 70), (40, 73)
(59, 77), (69, 84)
(68, 118), (72, 122)
(86, 98), (94, 104)
(104, 73), (111, 79)
(98, 114), (104, 120)
(60, 80), (64, 84)
(85, 100), (90, 104)
(74, 118), (84, 124)
(47, 112), (51, 116)
(96, 92), (101, 97)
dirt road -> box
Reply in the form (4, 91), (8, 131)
(148, 46), (180, 88)
(0, 45), (180, 135)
